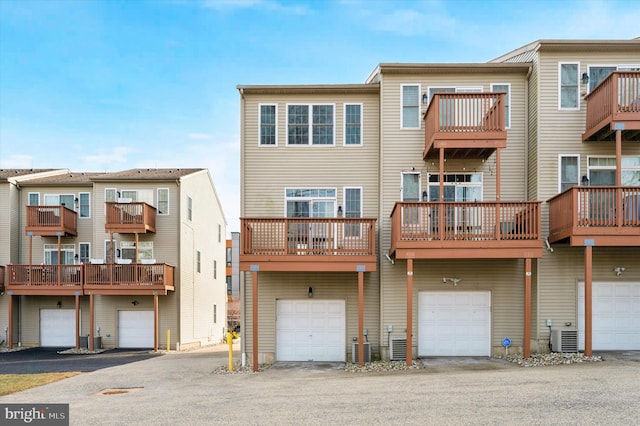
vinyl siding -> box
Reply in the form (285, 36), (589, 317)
(243, 271), (379, 361)
(378, 71), (532, 352)
(9, 171), (225, 350)
(240, 91), (381, 360)
(179, 170), (228, 347)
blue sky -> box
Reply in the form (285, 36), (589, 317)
(1, 0), (639, 233)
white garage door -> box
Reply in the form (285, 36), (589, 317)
(578, 282), (640, 350)
(418, 291), (491, 356)
(40, 309), (76, 347)
(118, 310), (154, 348)
(276, 300), (345, 362)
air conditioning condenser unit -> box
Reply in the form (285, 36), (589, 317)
(352, 342), (371, 363)
(390, 337), (407, 361)
(550, 328), (578, 352)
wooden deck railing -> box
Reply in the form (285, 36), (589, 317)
(105, 202), (156, 233)
(0, 265), (5, 289)
(7, 264), (83, 289)
(390, 201), (541, 248)
(584, 71), (640, 140)
(548, 186), (640, 239)
(241, 218), (377, 256)
(84, 263), (175, 288)
(25, 205), (77, 236)
(425, 92), (505, 138)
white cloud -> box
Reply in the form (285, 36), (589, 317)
(201, 0), (309, 14)
(187, 133), (213, 140)
(0, 154), (34, 168)
(343, 0), (457, 38)
(82, 146), (136, 171)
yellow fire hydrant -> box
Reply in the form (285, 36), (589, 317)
(226, 330), (238, 371)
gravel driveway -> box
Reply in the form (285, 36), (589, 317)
(1, 346), (638, 425)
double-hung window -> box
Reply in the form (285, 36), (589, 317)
(287, 104), (334, 145)
(79, 243), (90, 264)
(559, 155), (580, 192)
(559, 63), (579, 109)
(491, 83), (511, 128)
(344, 187), (362, 237)
(79, 192), (90, 218)
(344, 104), (362, 145)
(401, 85), (420, 129)
(259, 104), (277, 146)
(157, 188), (169, 215)
(28, 193), (40, 205)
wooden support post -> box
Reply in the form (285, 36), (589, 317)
(154, 293), (159, 352)
(75, 295), (80, 350)
(524, 258), (532, 358)
(8, 294), (13, 349)
(358, 271), (364, 366)
(584, 245), (593, 357)
(89, 293), (95, 351)
(252, 270), (259, 372)
(406, 258), (413, 366)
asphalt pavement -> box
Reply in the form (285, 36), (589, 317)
(0, 347), (162, 374)
(1, 345), (639, 425)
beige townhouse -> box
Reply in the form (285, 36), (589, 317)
(493, 39), (640, 354)
(238, 38), (639, 369)
(0, 168), (228, 352)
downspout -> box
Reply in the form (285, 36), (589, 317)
(238, 87), (247, 366)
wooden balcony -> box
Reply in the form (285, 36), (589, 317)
(25, 205), (77, 237)
(583, 71), (640, 142)
(84, 263), (175, 295)
(423, 93), (507, 160)
(240, 218), (377, 272)
(105, 202), (156, 234)
(0, 265), (5, 292)
(6, 264), (83, 295)
(548, 186), (640, 246)
(389, 201), (542, 259)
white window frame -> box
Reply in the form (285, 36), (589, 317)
(284, 188), (337, 217)
(187, 196), (193, 221)
(343, 103), (363, 146)
(105, 188), (117, 215)
(559, 154), (580, 192)
(105, 239), (116, 263)
(586, 64), (640, 94)
(43, 193), (74, 208)
(587, 155), (640, 187)
(121, 189), (153, 205)
(259, 103), (278, 146)
(401, 84), (421, 129)
(28, 192), (40, 206)
(343, 187), (363, 238)
(79, 242), (91, 264)
(120, 241), (153, 262)
(157, 188), (169, 215)
(197, 250), (201, 273)
(490, 83), (511, 129)
(78, 192), (90, 218)
(558, 62), (580, 110)
(44, 244), (76, 265)
(286, 103), (336, 146)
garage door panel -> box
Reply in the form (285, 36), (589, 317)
(418, 291), (491, 357)
(40, 309), (76, 347)
(118, 311), (153, 348)
(276, 300), (345, 362)
(578, 282), (640, 350)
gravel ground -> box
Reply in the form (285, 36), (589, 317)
(2, 346), (639, 425)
